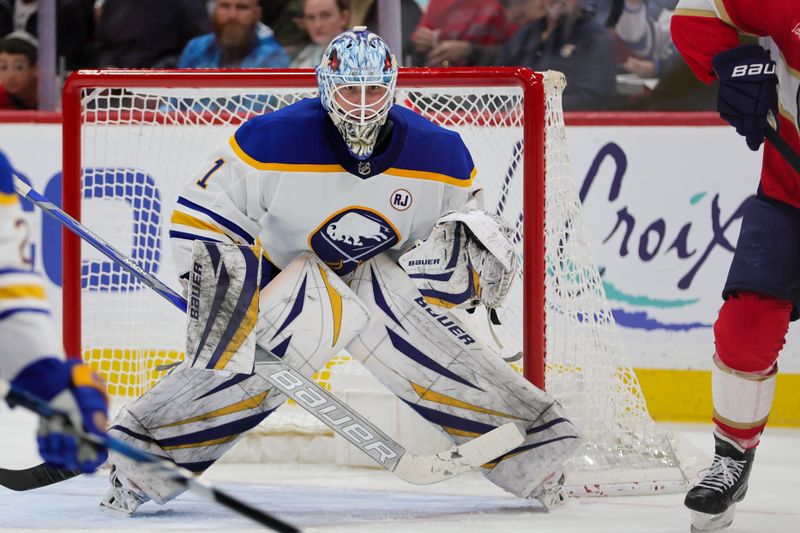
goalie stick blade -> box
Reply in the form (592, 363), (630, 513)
(0, 463), (81, 491)
(392, 422), (526, 485)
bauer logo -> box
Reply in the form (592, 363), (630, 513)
(406, 258), (440, 267)
(390, 189), (412, 211)
(266, 369), (399, 464)
(414, 296), (476, 345)
(310, 207), (399, 275)
(731, 63), (775, 77)
(189, 261), (202, 320)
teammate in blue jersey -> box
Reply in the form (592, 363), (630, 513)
(102, 27), (578, 514)
(0, 150), (108, 473)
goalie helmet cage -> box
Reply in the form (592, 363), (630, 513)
(61, 68), (701, 496)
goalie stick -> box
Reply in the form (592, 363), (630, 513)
(0, 378), (299, 532)
(5, 176), (525, 489)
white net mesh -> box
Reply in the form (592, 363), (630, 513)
(71, 70), (697, 495)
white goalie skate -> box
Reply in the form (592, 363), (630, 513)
(530, 470), (568, 511)
(100, 465), (150, 515)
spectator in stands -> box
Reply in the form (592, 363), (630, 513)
(179, 0), (290, 68)
(410, 0), (516, 67)
(262, 0), (308, 58)
(1, 1), (95, 70)
(0, 1), (13, 36)
(95, 0), (208, 68)
(495, 0), (617, 110)
(11, 0), (36, 35)
(602, 0), (713, 111)
(614, 0), (676, 80)
(618, 51), (717, 110)
(290, 0), (349, 68)
(349, 0), (421, 61)
(589, 0), (676, 28)
(0, 31), (37, 109)
(443, 0), (537, 67)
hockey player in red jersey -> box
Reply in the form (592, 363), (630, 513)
(671, 0), (800, 530)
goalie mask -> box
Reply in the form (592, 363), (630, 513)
(317, 27), (398, 160)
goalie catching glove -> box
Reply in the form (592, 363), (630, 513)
(399, 210), (517, 309)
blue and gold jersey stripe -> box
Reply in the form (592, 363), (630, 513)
(175, 196), (256, 245)
(0, 190), (17, 205)
(384, 166), (476, 188)
(0, 284), (47, 300)
(171, 210), (228, 237)
(230, 135), (346, 173)
(230, 133), (475, 186)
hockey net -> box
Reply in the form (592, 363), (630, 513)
(62, 68), (701, 496)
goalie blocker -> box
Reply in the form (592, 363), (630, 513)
(105, 243), (578, 510)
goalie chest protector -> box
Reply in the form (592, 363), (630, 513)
(218, 97), (478, 276)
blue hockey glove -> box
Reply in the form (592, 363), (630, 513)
(10, 358), (109, 472)
(712, 45), (779, 151)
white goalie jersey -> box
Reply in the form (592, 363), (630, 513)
(169, 98), (478, 281)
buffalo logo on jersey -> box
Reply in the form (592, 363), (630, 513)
(310, 208), (399, 275)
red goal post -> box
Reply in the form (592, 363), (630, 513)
(61, 67), (547, 388)
(59, 67), (702, 496)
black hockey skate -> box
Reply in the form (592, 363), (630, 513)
(684, 434), (755, 532)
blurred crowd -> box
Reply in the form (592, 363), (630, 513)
(0, 0), (719, 111)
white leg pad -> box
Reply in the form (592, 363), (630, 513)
(256, 251), (371, 374)
(347, 254), (580, 498)
(186, 242), (262, 373)
(109, 365), (282, 503)
(108, 252), (371, 505)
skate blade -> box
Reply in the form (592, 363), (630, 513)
(690, 505), (736, 532)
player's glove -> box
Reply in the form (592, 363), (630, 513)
(399, 210), (518, 309)
(10, 358), (109, 472)
(712, 44), (778, 151)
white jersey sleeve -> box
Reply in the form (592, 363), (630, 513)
(0, 176), (61, 381)
(168, 142), (267, 280)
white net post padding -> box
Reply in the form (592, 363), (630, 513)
(65, 69), (702, 496)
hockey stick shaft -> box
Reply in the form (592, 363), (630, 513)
(13, 177), (524, 484)
(765, 124), (800, 175)
(12, 177), (186, 312)
(0, 379), (299, 532)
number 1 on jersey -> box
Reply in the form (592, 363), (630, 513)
(197, 158), (224, 189)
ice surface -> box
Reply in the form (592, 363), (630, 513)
(1, 405), (797, 532)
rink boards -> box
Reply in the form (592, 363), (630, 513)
(0, 113), (798, 424)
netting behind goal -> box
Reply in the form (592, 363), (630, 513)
(62, 68), (700, 495)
